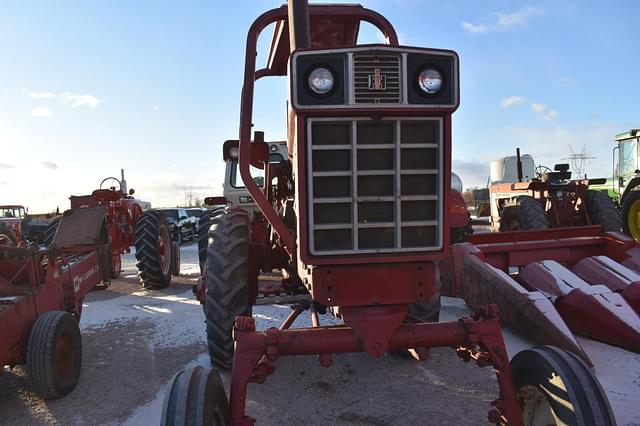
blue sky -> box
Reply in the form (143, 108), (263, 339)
(1, 0), (638, 212)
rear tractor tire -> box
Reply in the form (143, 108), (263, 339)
(587, 190), (622, 232)
(197, 208), (225, 273)
(500, 196), (549, 232)
(26, 311), (82, 399)
(161, 366), (228, 426)
(622, 190), (640, 239)
(511, 346), (615, 426)
(205, 208), (251, 370)
(135, 210), (173, 289)
(0, 222), (18, 245)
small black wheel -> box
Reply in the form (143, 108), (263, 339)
(587, 190), (622, 232)
(205, 208), (251, 369)
(511, 346), (615, 426)
(621, 190), (640, 239)
(26, 311), (82, 399)
(135, 210), (173, 289)
(161, 366), (228, 426)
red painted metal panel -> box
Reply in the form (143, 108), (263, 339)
(310, 262), (434, 307)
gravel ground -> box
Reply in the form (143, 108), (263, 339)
(1, 241), (639, 425)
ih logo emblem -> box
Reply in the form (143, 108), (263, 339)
(368, 68), (386, 90)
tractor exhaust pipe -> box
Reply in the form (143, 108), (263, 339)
(120, 168), (128, 194)
(516, 148), (523, 182)
(288, 0), (311, 51)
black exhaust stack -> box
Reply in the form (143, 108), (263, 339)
(516, 148), (523, 182)
(288, 0), (311, 51)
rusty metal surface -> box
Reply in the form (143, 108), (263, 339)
(52, 206), (108, 248)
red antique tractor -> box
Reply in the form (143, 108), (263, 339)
(0, 205), (26, 245)
(1, 207), (111, 399)
(48, 170), (179, 289)
(162, 2), (616, 425)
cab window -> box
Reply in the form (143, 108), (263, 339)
(620, 138), (638, 176)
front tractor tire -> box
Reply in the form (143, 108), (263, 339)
(26, 311), (82, 399)
(161, 366), (229, 426)
(622, 190), (640, 239)
(587, 190), (622, 232)
(205, 208), (251, 370)
(500, 196), (549, 232)
(135, 210), (173, 289)
(511, 346), (615, 425)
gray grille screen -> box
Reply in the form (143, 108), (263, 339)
(308, 118), (442, 255)
(353, 54), (401, 104)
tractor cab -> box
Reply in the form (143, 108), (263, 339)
(0, 205), (27, 243)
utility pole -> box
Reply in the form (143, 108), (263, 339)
(563, 145), (595, 178)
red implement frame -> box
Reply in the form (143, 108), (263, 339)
(0, 207), (109, 369)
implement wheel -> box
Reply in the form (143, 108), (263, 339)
(26, 311), (82, 399)
(161, 366), (228, 426)
(205, 208), (251, 369)
(511, 346), (615, 426)
(622, 190), (640, 239)
(587, 190), (622, 232)
(135, 210), (173, 289)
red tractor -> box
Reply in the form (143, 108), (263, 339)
(48, 170), (180, 289)
(1, 207), (111, 399)
(162, 2), (615, 425)
(0, 205), (26, 245)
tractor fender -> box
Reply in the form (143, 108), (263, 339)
(450, 189), (469, 228)
(621, 176), (640, 204)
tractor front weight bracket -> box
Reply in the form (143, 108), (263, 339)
(227, 304), (523, 425)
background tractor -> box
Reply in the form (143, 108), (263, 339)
(46, 170), (179, 288)
(0, 205), (52, 245)
(591, 128), (640, 239)
(489, 149), (621, 232)
(162, 2), (615, 425)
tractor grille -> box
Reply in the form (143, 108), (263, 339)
(353, 54), (401, 104)
(308, 118), (442, 255)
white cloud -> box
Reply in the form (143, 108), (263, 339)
(501, 96), (526, 109)
(152, 105), (160, 111)
(0, 163), (15, 170)
(497, 6), (544, 29)
(42, 161), (58, 170)
(31, 106), (54, 117)
(462, 22), (489, 34)
(22, 89), (57, 99)
(530, 103), (558, 121)
(22, 89), (101, 109)
(531, 103), (547, 113)
(60, 92), (100, 108)
(542, 110), (558, 122)
(462, 6), (543, 34)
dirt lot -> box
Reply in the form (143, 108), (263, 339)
(1, 242), (639, 425)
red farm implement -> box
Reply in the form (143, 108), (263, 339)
(0, 207), (111, 399)
(444, 226), (640, 366)
(54, 170), (179, 289)
(162, 2), (616, 425)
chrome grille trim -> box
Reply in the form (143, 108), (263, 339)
(307, 117), (443, 255)
(353, 54), (401, 104)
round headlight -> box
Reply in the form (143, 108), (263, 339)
(308, 67), (335, 95)
(418, 68), (443, 94)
